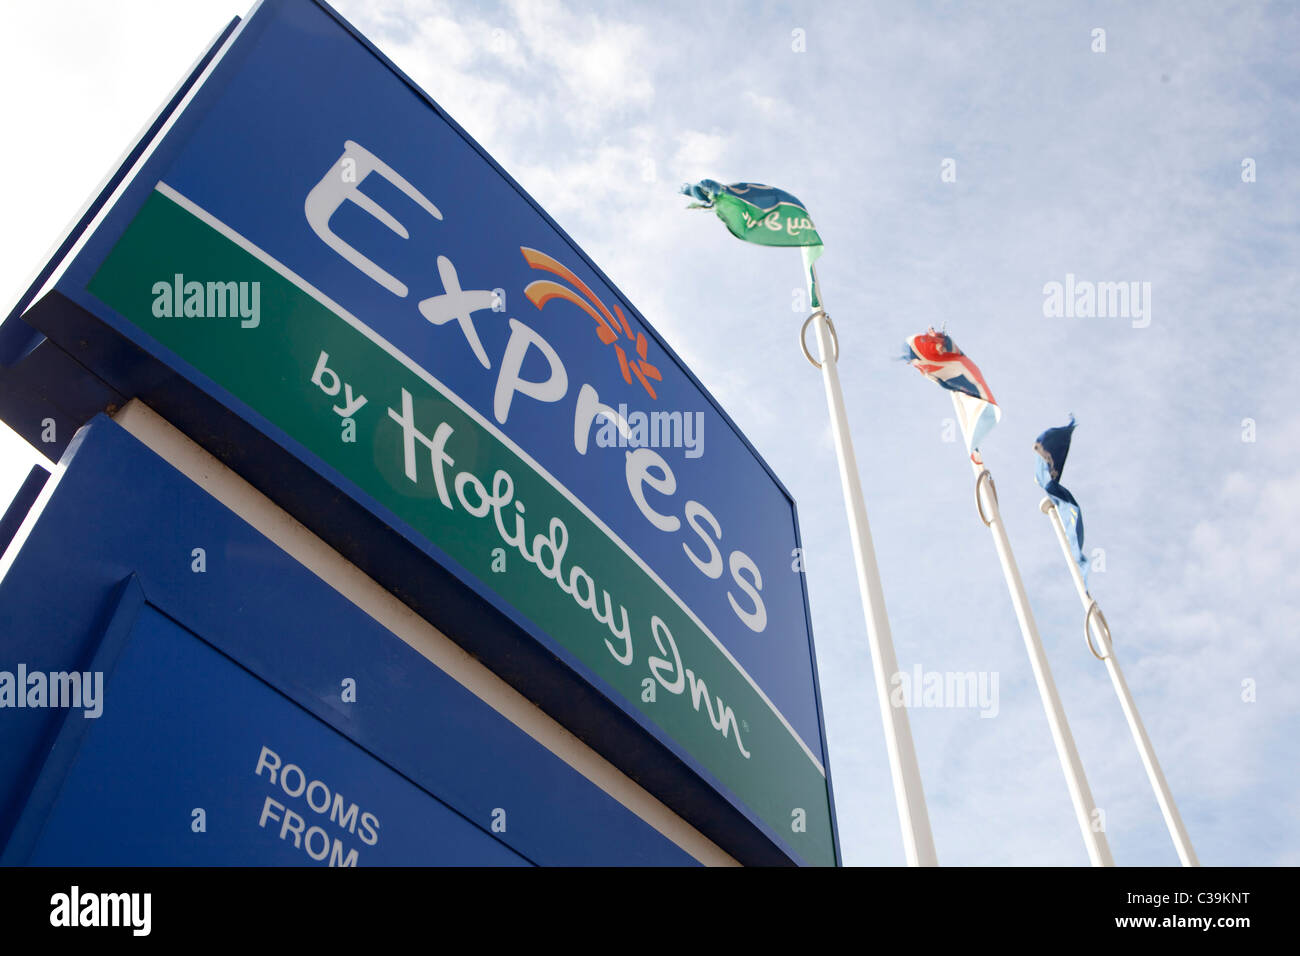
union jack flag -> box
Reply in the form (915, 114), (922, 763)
(903, 328), (998, 405)
(903, 328), (1001, 460)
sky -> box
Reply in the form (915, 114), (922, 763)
(1, 0), (1296, 866)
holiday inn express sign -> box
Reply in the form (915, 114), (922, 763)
(6, 0), (837, 864)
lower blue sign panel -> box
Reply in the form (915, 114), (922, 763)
(0, 416), (699, 866)
(21, 604), (526, 866)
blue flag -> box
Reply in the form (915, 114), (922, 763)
(1034, 417), (1089, 582)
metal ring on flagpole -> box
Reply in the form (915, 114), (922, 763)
(800, 311), (838, 368)
(1084, 600), (1112, 661)
(974, 470), (998, 527)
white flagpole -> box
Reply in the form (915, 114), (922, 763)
(1040, 498), (1199, 866)
(802, 268), (938, 866)
(955, 397), (1112, 866)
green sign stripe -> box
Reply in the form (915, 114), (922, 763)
(87, 186), (836, 865)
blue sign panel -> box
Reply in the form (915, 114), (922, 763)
(21, 605), (529, 867)
(2, 0), (838, 863)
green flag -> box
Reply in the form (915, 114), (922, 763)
(682, 179), (825, 307)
